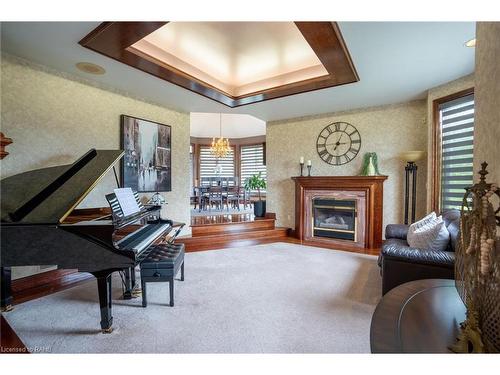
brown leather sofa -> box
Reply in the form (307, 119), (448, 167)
(378, 209), (460, 295)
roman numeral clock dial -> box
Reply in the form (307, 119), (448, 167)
(316, 122), (361, 165)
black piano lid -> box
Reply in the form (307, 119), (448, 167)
(1, 149), (124, 224)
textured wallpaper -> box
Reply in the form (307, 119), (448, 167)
(474, 22), (500, 184)
(1, 55), (191, 279)
(266, 101), (428, 231)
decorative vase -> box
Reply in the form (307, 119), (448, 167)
(360, 152), (381, 176)
(452, 162), (500, 353)
(367, 156), (376, 176)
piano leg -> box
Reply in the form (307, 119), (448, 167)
(130, 267), (141, 298)
(1, 267), (13, 312)
(123, 266), (140, 299)
(169, 277), (174, 307)
(123, 267), (133, 300)
(141, 279), (147, 307)
(131, 266), (136, 289)
(92, 271), (114, 333)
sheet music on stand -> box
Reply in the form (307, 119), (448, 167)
(113, 188), (141, 217)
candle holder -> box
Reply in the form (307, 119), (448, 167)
(307, 165), (312, 177)
(300, 162), (304, 176)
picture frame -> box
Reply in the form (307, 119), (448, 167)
(120, 114), (172, 192)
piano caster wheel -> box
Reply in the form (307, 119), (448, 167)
(1, 304), (13, 312)
(123, 292), (133, 300)
(102, 327), (113, 334)
(131, 288), (142, 297)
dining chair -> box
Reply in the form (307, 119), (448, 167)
(239, 187), (251, 209)
(225, 185), (240, 211)
(207, 185), (223, 212)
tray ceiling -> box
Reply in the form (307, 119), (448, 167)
(79, 22), (359, 107)
(131, 22), (328, 96)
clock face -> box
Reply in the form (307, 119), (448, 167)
(316, 122), (361, 165)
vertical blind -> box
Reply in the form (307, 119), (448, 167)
(199, 145), (235, 180)
(240, 144), (267, 191)
(439, 94), (475, 210)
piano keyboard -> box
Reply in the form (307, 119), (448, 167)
(116, 222), (172, 255)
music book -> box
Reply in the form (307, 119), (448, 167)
(114, 188), (141, 217)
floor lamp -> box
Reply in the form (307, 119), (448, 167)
(400, 151), (425, 225)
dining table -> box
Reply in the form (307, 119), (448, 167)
(192, 185), (249, 212)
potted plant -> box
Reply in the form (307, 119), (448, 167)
(244, 172), (267, 217)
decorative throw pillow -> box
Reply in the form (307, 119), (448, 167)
(407, 214), (450, 252)
(414, 211), (437, 228)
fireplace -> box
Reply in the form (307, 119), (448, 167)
(312, 198), (356, 241)
(292, 176), (387, 253)
(304, 189), (366, 248)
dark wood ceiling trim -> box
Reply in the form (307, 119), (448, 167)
(294, 22), (359, 82)
(80, 22), (168, 58)
(79, 22), (359, 107)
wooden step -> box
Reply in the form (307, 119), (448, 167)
(191, 217), (275, 236)
(177, 227), (290, 252)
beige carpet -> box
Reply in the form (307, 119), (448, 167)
(3, 242), (382, 353)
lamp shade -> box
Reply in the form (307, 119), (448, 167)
(399, 150), (425, 162)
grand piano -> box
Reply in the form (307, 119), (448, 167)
(0, 149), (177, 332)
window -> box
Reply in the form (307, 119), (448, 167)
(437, 92), (474, 211)
(240, 143), (267, 191)
(199, 145), (235, 180)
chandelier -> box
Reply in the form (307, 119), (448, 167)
(210, 113), (231, 158)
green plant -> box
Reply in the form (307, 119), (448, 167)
(244, 172), (267, 201)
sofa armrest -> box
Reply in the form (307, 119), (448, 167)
(381, 242), (455, 268)
(385, 224), (409, 240)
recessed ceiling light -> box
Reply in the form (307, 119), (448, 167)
(75, 62), (106, 75)
(465, 38), (476, 48)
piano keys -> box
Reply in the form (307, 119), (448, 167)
(0, 149), (181, 333)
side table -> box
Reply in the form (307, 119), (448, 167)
(370, 279), (466, 353)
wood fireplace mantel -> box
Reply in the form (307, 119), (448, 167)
(292, 175), (388, 254)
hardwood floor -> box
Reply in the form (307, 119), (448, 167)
(190, 212), (275, 227)
(1, 315), (27, 354)
(11, 269), (93, 306)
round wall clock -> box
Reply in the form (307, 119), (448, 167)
(316, 122), (361, 165)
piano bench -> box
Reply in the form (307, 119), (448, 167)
(140, 243), (185, 307)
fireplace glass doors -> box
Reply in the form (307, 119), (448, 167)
(312, 198), (356, 241)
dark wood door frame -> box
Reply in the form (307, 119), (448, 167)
(431, 87), (474, 212)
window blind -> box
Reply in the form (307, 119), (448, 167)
(240, 144), (267, 192)
(199, 145), (235, 180)
(439, 94), (474, 210)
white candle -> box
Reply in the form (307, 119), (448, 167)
(300, 156), (304, 164)
(307, 160), (311, 166)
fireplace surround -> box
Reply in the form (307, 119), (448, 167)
(292, 176), (388, 253)
(312, 197), (357, 240)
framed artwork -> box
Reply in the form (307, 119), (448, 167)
(120, 114), (172, 192)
